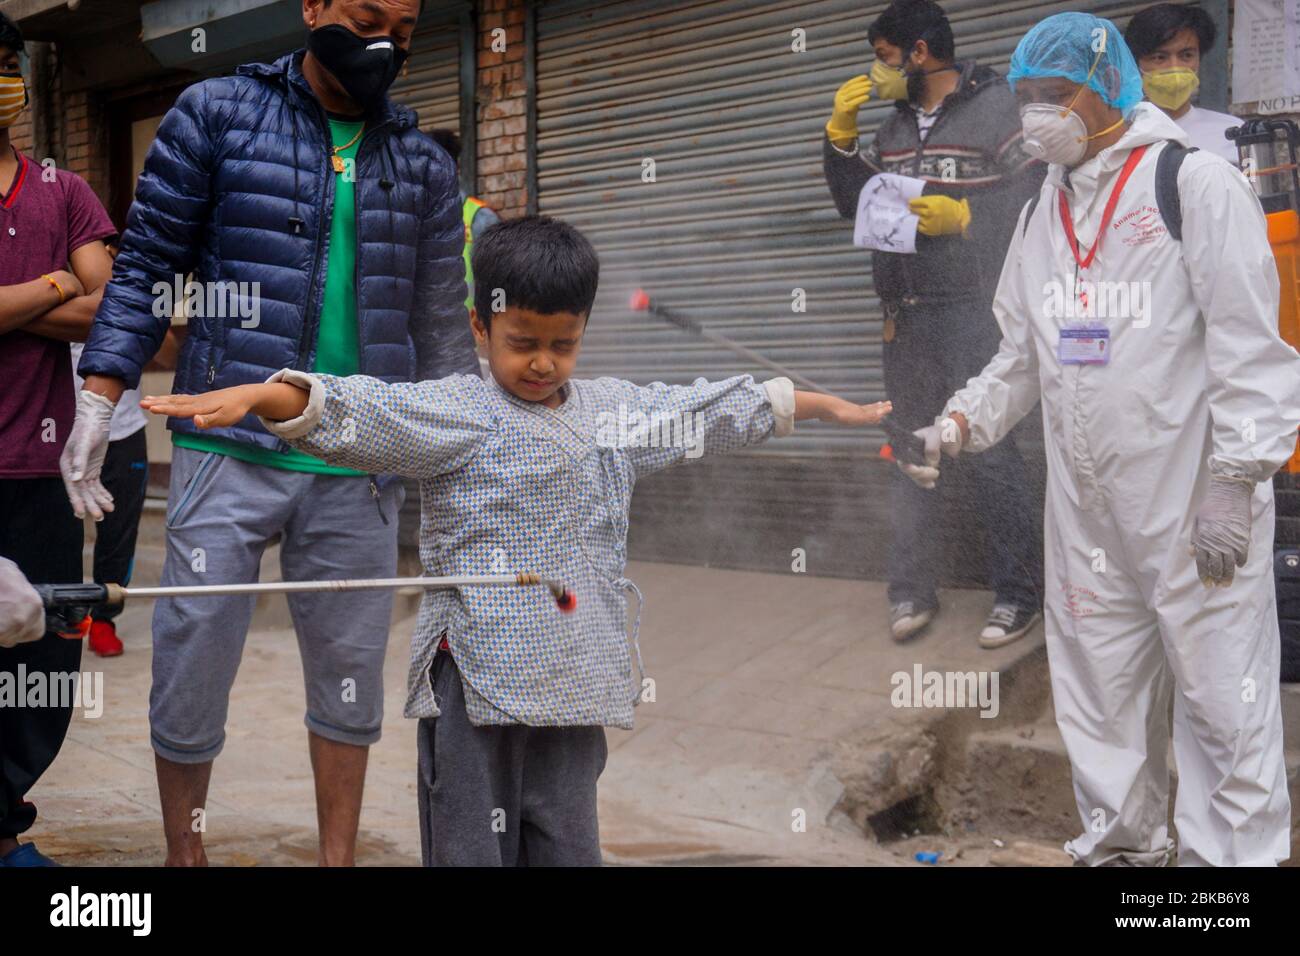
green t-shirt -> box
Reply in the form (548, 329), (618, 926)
(174, 117), (366, 476)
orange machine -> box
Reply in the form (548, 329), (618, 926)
(1231, 119), (1300, 473)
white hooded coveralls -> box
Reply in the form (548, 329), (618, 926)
(946, 104), (1300, 866)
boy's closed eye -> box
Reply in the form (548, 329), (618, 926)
(505, 336), (578, 354)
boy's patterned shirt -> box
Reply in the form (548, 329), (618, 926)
(263, 370), (792, 728)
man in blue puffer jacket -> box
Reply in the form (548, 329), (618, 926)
(64, 0), (477, 866)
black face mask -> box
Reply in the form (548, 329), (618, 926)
(307, 24), (408, 113)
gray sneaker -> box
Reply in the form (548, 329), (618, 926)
(979, 603), (1041, 649)
(890, 601), (936, 643)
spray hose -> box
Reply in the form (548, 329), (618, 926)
(629, 288), (926, 465)
(628, 288), (1043, 608)
(35, 574), (576, 639)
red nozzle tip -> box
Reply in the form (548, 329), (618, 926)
(880, 443), (896, 463)
(556, 590), (577, 613)
(629, 289), (650, 312)
(60, 615), (92, 640)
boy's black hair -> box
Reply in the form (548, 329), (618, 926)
(429, 128), (461, 164)
(1124, 3), (1216, 60)
(471, 216), (599, 330)
(322, 0), (426, 12)
(868, 0), (955, 62)
(0, 10), (24, 59)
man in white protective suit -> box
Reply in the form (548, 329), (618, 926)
(895, 12), (1300, 866)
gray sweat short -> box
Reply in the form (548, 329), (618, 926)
(418, 649), (607, 866)
(149, 446), (402, 763)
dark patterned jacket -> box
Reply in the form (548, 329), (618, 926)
(824, 61), (1044, 305)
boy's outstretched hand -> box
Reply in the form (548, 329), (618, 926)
(141, 386), (259, 430)
(794, 390), (892, 426)
(826, 398), (892, 426)
(141, 382), (308, 430)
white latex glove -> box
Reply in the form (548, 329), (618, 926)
(1190, 476), (1254, 587)
(59, 388), (117, 521)
(896, 418), (963, 490)
(0, 556), (45, 648)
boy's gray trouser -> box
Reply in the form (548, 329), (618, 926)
(418, 650), (607, 866)
(150, 446), (402, 763)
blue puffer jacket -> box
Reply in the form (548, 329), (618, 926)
(79, 50), (480, 450)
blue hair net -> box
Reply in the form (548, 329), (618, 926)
(1008, 12), (1144, 115)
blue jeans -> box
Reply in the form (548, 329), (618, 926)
(882, 297), (1041, 611)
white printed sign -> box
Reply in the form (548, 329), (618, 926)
(853, 173), (926, 254)
(1233, 0), (1300, 112)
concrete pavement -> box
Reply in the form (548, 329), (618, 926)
(27, 528), (1060, 866)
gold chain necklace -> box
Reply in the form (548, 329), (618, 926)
(331, 124), (365, 173)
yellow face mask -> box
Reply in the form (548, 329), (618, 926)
(1142, 68), (1199, 112)
(870, 58), (909, 101)
(0, 73), (26, 129)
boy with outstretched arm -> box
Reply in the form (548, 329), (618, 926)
(142, 216), (890, 866)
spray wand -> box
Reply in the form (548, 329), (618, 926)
(36, 574), (577, 639)
(627, 289), (925, 466)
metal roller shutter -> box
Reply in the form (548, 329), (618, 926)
(536, 0), (1206, 580)
(389, 0), (473, 547)
(388, 2), (469, 139)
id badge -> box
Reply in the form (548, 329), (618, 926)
(1058, 324), (1110, 365)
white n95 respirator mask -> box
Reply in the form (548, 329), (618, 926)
(1019, 101), (1126, 167)
(1019, 102), (1091, 166)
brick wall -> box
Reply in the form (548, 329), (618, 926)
(62, 88), (109, 202)
(475, 0), (527, 217)
(13, 44), (111, 207)
(7, 44), (38, 154)
(18, 4), (528, 216)
(8, 110), (32, 153)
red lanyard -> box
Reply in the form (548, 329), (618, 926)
(1057, 144), (1148, 271)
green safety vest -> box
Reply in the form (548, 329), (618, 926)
(463, 196), (486, 311)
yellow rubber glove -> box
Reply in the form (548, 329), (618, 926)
(827, 75), (872, 144)
(909, 195), (971, 237)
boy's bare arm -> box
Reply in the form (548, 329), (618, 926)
(26, 240), (114, 342)
(144, 373), (491, 481)
(26, 288), (103, 342)
(0, 272), (84, 335)
(794, 389), (891, 426)
(141, 382), (308, 430)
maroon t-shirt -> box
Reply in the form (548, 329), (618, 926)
(0, 151), (117, 477)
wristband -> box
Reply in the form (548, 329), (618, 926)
(827, 134), (860, 158)
(42, 273), (68, 303)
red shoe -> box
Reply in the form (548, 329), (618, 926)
(87, 619), (124, 657)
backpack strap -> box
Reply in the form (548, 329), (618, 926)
(1155, 141), (1197, 242)
(1021, 191), (1041, 238)
(1020, 141), (1198, 241)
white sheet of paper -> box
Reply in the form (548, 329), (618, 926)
(853, 173), (926, 254)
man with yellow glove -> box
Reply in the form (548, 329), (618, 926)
(823, 0), (1045, 647)
(827, 74), (873, 145)
(908, 193), (970, 236)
